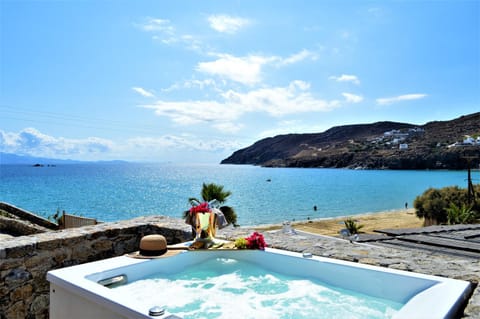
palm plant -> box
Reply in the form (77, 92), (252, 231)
(200, 183), (231, 203)
(184, 183), (237, 226)
(446, 203), (476, 225)
(343, 218), (364, 235)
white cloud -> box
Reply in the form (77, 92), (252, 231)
(125, 135), (239, 152)
(0, 128), (242, 162)
(137, 18), (175, 34)
(342, 92), (363, 103)
(184, 79), (218, 90)
(277, 49), (318, 66)
(140, 81), (343, 132)
(376, 93), (427, 106)
(208, 15), (250, 34)
(212, 122), (244, 133)
(329, 74), (360, 85)
(290, 80), (310, 91)
(196, 50), (316, 85)
(0, 128), (113, 158)
(132, 87), (155, 98)
(136, 17), (178, 45)
(162, 79), (219, 93)
(140, 99), (243, 127)
(179, 34), (204, 52)
(196, 54), (273, 85)
(221, 80), (340, 116)
(136, 17), (205, 52)
(258, 120), (329, 139)
(118, 134), (244, 162)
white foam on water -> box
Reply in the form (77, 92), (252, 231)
(113, 258), (401, 319)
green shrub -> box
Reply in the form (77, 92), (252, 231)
(414, 185), (480, 225)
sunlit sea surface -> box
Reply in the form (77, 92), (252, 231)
(0, 163), (474, 226)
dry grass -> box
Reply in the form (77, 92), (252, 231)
(256, 209), (424, 237)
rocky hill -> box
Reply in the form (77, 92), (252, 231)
(221, 112), (480, 169)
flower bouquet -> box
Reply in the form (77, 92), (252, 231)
(234, 232), (267, 250)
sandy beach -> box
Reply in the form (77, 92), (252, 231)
(255, 208), (424, 237)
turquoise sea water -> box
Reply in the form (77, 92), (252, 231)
(0, 163), (474, 226)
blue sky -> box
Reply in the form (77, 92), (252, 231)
(1, 1), (479, 162)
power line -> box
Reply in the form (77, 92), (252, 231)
(0, 104), (164, 135)
(0, 104), (256, 142)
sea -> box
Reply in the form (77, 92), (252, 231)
(0, 163), (475, 226)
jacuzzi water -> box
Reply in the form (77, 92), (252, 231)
(114, 257), (401, 319)
(47, 248), (472, 319)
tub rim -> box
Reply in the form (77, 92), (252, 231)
(47, 247), (471, 319)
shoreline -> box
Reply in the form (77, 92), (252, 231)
(253, 208), (423, 237)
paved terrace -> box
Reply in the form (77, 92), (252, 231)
(219, 225), (480, 318)
(0, 216), (479, 318)
(370, 224), (480, 260)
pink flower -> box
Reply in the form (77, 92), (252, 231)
(245, 232), (267, 250)
(189, 202), (210, 214)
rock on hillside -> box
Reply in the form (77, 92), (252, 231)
(221, 112), (480, 169)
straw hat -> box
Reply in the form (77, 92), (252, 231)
(128, 234), (183, 259)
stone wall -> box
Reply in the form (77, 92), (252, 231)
(0, 216), (49, 237)
(1, 216), (479, 318)
(0, 216), (191, 319)
(0, 203), (58, 231)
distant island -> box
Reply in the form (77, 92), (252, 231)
(0, 153), (128, 165)
(221, 112), (480, 170)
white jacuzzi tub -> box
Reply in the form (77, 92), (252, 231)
(47, 248), (471, 319)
